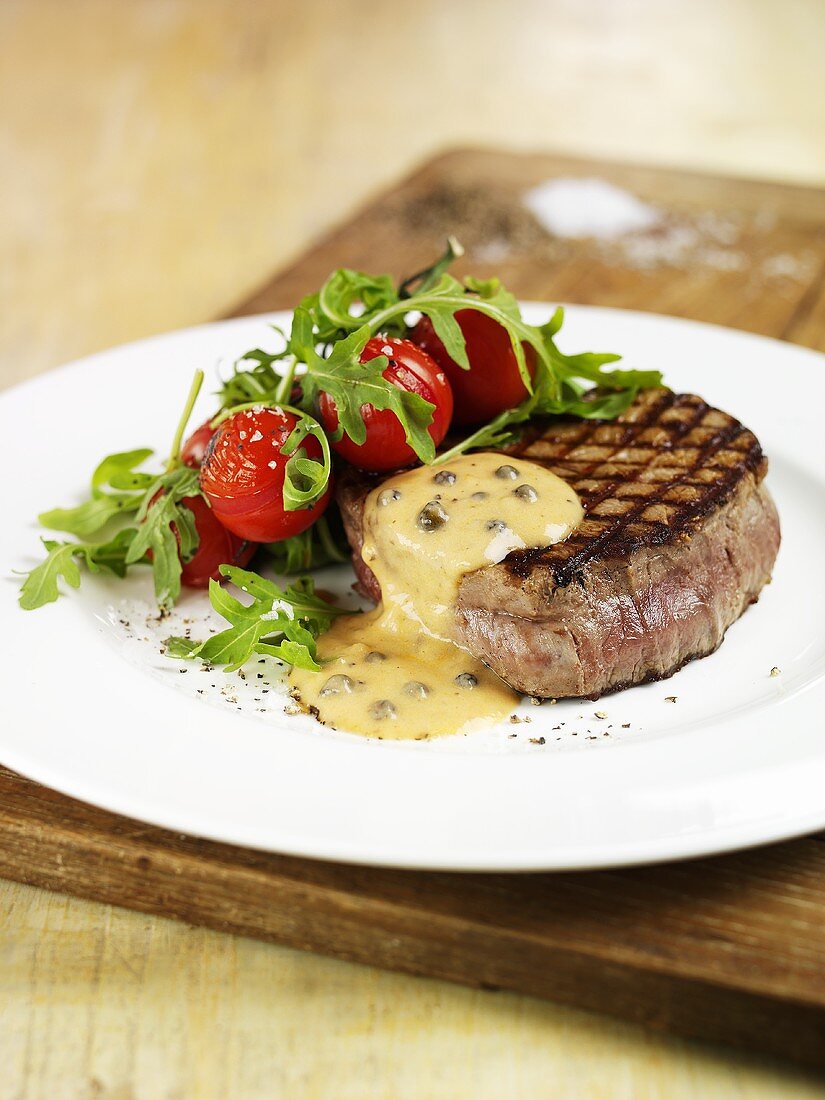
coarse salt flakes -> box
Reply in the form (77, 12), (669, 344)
(523, 177), (661, 240)
(267, 460), (278, 469)
(761, 252), (817, 281)
(250, 430), (263, 442)
(382, 345), (394, 356)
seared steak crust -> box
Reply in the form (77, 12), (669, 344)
(336, 390), (781, 699)
(504, 388), (767, 585)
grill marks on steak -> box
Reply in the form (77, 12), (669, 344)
(335, 390), (780, 699)
(504, 388), (767, 586)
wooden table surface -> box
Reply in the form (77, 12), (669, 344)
(3, 2), (825, 1098)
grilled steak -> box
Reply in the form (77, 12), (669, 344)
(336, 389), (780, 699)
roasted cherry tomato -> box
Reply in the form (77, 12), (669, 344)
(410, 311), (536, 427)
(199, 407), (331, 542)
(146, 492), (256, 589)
(317, 336), (453, 472)
(181, 418), (218, 468)
(178, 495), (256, 588)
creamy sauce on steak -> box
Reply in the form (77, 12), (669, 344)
(289, 454), (582, 738)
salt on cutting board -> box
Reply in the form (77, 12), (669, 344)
(523, 177), (662, 239)
(520, 174), (817, 280)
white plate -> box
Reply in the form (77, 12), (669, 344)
(2, 306), (824, 871)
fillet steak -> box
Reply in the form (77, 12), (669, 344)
(336, 389), (780, 699)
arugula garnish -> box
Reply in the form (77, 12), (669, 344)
(217, 339), (292, 410)
(291, 314), (438, 463)
(20, 238), (665, 626)
(310, 269), (401, 345)
(124, 465), (202, 607)
(18, 530), (136, 611)
(279, 406), (335, 512)
(435, 306), (663, 463)
(293, 263), (663, 467)
(19, 371), (207, 610)
(217, 240), (663, 486)
(165, 565), (349, 672)
(265, 514), (349, 574)
(38, 449), (154, 538)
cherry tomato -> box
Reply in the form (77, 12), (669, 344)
(410, 311), (536, 427)
(178, 495), (256, 588)
(317, 336), (454, 472)
(181, 418), (218, 468)
(199, 407), (332, 542)
(146, 492), (256, 589)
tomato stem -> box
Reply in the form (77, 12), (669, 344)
(166, 369), (204, 472)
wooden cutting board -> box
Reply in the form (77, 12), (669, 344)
(4, 149), (825, 1068)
